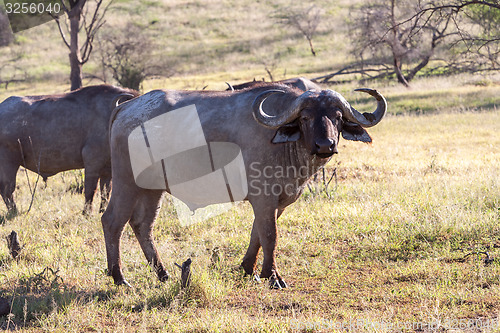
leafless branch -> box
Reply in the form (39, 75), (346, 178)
(81, 0), (112, 64)
(52, 16), (71, 49)
(274, 5), (322, 56)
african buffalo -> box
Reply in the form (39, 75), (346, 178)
(228, 77), (321, 91)
(102, 83), (386, 288)
(0, 85), (138, 214)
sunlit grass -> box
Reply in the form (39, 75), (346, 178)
(0, 105), (498, 331)
(0, 0), (499, 329)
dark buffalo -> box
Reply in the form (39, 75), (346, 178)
(0, 85), (138, 214)
(227, 77), (321, 92)
(102, 83), (386, 288)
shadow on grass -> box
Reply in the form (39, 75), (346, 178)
(0, 265), (225, 329)
(0, 209), (19, 224)
(0, 267), (117, 329)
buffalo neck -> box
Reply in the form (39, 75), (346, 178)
(282, 140), (330, 188)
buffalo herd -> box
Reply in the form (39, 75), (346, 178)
(0, 77), (386, 288)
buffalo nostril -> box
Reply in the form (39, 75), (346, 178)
(315, 139), (336, 154)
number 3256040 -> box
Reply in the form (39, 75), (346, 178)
(5, 2), (61, 15)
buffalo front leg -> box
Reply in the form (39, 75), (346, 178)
(98, 172), (112, 213)
(241, 223), (261, 276)
(83, 170), (99, 215)
(245, 198), (287, 289)
(128, 191), (168, 282)
(241, 208), (285, 278)
(0, 160), (19, 215)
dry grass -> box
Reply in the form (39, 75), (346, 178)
(0, 81), (499, 331)
(0, 0), (500, 331)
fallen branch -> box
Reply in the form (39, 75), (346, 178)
(312, 62), (391, 83)
(462, 251), (494, 266)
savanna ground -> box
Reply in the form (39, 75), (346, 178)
(1, 0), (500, 332)
(0, 75), (498, 332)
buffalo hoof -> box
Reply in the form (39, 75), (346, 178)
(269, 272), (288, 290)
(110, 265), (129, 286)
(5, 207), (18, 220)
(157, 270), (169, 282)
(115, 279), (132, 287)
(239, 264), (255, 277)
(238, 267), (262, 284)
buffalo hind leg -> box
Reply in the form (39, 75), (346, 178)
(128, 191), (168, 282)
(100, 191), (136, 286)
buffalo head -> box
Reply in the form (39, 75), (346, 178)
(252, 88), (387, 158)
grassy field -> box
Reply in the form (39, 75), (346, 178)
(0, 76), (499, 332)
(1, 0), (500, 331)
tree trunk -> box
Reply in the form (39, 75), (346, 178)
(389, 0), (409, 87)
(393, 56), (410, 87)
(407, 55), (431, 82)
(69, 2), (85, 91)
(0, 11), (13, 46)
(69, 51), (82, 91)
(307, 37), (316, 56)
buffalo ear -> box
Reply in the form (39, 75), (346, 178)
(342, 122), (372, 143)
(272, 122), (301, 144)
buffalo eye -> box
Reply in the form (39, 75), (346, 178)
(300, 115), (311, 122)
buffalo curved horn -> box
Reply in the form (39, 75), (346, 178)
(252, 89), (316, 128)
(112, 93), (136, 108)
(226, 82), (234, 91)
(340, 88), (387, 128)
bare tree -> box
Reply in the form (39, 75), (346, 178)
(317, 0), (499, 85)
(0, 49), (27, 89)
(97, 25), (174, 91)
(256, 50), (282, 81)
(274, 5), (322, 56)
(53, 0), (112, 90)
(413, 0), (500, 69)
(351, 0), (458, 86)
